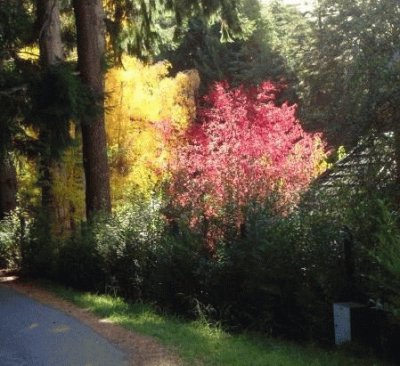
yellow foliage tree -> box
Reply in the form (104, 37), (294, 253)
(105, 56), (199, 206)
(14, 121), (85, 236)
(50, 138), (85, 235)
(16, 56), (199, 234)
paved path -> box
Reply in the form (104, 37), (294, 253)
(0, 285), (129, 366)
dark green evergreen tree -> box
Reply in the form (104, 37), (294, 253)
(0, 0), (34, 218)
(158, 0), (287, 92)
(294, 0), (400, 147)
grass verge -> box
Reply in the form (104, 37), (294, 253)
(44, 283), (387, 366)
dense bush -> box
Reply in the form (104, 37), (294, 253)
(168, 81), (326, 249)
(57, 224), (105, 291)
(94, 200), (164, 298)
(199, 205), (346, 340)
(20, 211), (58, 278)
(143, 229), (207, 315)
(139, 201), (351, 340)
(57, 198), (164, 296)
(360, 199), (400, 315)
(0, 210), (26, 269)
(204, 214), (307, 337)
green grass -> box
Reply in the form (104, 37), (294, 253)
(44, 283), (388, 366)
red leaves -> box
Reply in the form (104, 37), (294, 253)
(168, 81), (326, 239)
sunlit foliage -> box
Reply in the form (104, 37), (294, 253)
(14, 56), (199, 229)
(105, 56), (199, 205)
(169, 81), (326, 243)
(50, 140), (85, 235)
(16, 156), (40, 212)
(13, 126), (85, 235)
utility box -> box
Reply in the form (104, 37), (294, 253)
(333, 302), (400, 359)
(333, 302), (365, 345)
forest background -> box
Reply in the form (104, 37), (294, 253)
(1, 0), (400, 360)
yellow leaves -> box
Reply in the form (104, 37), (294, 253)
(17, 46), (39, 61)
(107, 57), (197, 128)
(50, 143), (85, 234)
(314, 145), (346, 176)
(337, 145), (346, 161)
(105, 56), (199, 205)
(16, 157), (40, 210)
(17, 55), (198, 223)
(24, 126), (39, 140)
(311, 136), (329, 177)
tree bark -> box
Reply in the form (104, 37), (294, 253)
(73, 0), (111, 217)
(37, 0), (63, 217)
(37, 0), (64, 66)
(394, 116), (400, 205)
(0, 156), (17, 219)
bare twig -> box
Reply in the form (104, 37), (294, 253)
(0, 85), (28, 97)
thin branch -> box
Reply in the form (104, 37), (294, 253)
(0, 85), (28, 97)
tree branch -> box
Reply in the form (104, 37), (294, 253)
(0, 85), (28, 97)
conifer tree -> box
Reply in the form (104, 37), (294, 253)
(36, 0), (64, 212)
(73, 0), (111, 217)
(0, 0), (33, 218)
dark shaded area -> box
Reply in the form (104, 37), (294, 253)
(0, 158), (17, 220)
(158, 15), (287, 94)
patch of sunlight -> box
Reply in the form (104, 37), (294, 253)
(17, 46), (39, 61)
(90, 294), (127, 308)
(99, 318), (114, 324)
(28, 323), (39, 329)
(50, 324), (70, 333)
(0, 276), (19, 283)
(111, 313), (166, 327)
(192, 321), (226, 340)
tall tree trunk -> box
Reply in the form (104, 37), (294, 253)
(37, 0), (63, 216)
(37, 0), (64, 66)
(73, 0), (111, 217)
(0, 156), (17, 220)
(394, 115), (400, 205)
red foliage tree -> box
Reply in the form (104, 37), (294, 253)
(168, 81), (326, 242)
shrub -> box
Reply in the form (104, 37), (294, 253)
(368, 199), (400, 316)
(0, 209), (26, 269)
(20, 210), (57, 278)
(143, 229), (207, 316)
(206, 215), (304, 336)
(94, 199), (164, 299)
(57, 223), (104, 291)
(168, 81), (326, 249)
(145, 202), (344, 340)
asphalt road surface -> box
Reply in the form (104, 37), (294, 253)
(0, 285), (129, 366)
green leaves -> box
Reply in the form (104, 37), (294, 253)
(105, 0), (241, 62)
(297, 0), (400, 146)
(0, 0), (33, 51)
(29, 64), (93, 158)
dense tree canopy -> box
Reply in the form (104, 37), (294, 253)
(287, 0), (399, 146)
